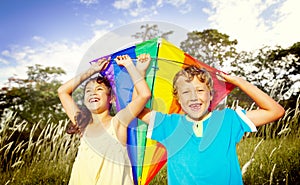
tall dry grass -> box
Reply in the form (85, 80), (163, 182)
(238, 100), (300, 185)
(0, 112), (79, 185)
(0, 97), (299, 184)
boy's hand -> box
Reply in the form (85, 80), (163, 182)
(136, 53), (151, 76)
(217, 72), (241, 85)
(115, 55), (133, 67)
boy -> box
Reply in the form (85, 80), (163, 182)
(134, 63), (285, 185)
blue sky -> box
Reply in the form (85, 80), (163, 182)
(0, 0), (299, 86)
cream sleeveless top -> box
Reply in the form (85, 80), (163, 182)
(68, 117), (134, 185)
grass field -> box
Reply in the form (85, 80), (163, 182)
(1, 99), (299, 185)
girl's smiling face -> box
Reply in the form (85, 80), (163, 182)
(176, 76), (212, 121)
(84, 80), (111, 114)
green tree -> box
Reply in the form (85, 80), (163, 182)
(180, 29), (238, 68)
(0, 64), (71, 172)
(0, 64), (68, 130)
(132, 24), (173, 41)
(231, 42), (300, 107)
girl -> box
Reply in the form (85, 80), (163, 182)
(58, 54), (151, 185)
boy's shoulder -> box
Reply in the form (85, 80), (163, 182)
(155, 111), (184, 118)
(154, 111), (186, 123)
(209, 107), (244, 122)
(211, 107), (235, 115)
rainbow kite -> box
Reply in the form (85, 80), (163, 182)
(90, 38), (235, 185)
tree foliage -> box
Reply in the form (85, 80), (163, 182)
(132, 24), (173, 41)
(231, 42), (300, 107)
(180, 29), (238, 68)
(179, 29), (298, 108)
(0, 64), (68, 129)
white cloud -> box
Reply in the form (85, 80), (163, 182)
(1, 50), (10, 57)
(179, 3), (192, 14)
(0, 58), (9, 65)
(113, 0), (192, 17)
(0, 42), (82, 87)
(0, 30), (110, 87)
(0, 21), (190, 88)
(271, 0), (300, 48)
(32, 36), (46, 43)
(204, 0), (300, 51)
(112, 0), (142, 10)
(80, 0), (98, 6)
(0, 24), (150, 87)
(129, 6), (148, 17)
(91, 19), (114, 28)
(165, 0), (188, 7)
(112, 0), (147, 17)
(156, 0), (163, 7)
(155, 0), (190, 13)
(93, 19), (109, 26)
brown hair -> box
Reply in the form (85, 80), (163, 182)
(66, 76), (112, 135)
(172, 65), (214, 98)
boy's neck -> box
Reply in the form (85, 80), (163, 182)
(186, 112), (212, 122)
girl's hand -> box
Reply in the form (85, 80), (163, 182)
(115, 55), (133, 67)
(136, 53), (151, 75)
(90, 57), (110, 73)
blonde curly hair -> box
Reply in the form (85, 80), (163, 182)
(172, 65), (214, 98)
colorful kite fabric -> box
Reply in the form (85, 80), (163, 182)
(90, 38), (236, 185)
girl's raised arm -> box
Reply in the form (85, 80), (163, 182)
(57, 58), (109, 124)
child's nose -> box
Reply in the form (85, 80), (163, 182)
(191, 90), (198, 100)
(91, 89), (98, 94)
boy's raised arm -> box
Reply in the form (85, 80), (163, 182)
(219, 72), (285, 126)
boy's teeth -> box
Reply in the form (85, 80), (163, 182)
(190, 104), (201, 109)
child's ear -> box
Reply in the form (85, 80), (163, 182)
(110, 95), (116, 104)
(177, 99), (181, 105)
(176, 96), (182, 105)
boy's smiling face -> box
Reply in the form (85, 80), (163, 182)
(176, 76), (212, 121)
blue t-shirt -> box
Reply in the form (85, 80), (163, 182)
(147, 107), (257, 185)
